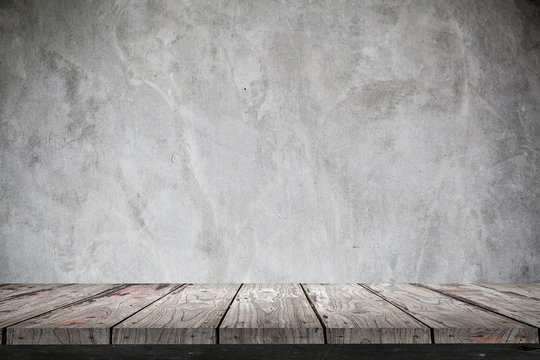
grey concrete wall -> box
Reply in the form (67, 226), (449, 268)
(0, 0), (538, 283)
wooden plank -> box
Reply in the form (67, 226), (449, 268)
(0, 284), (117, 329)
(113, 284), (240, 344)
(219, 283), (324, 344)
(475, 283), (540, 300)
(7, 284), (179, 344)
(363, 284), (538, 344)
(0, 284), (71, 303)
(303, 283), (430, 344)
(422, 284), (540, 328)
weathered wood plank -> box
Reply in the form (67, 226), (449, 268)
(422, 284), (540, 328)
(363, 284), (538, 344)
(7, 284), (179, 344)
(475, 283), (540, 300)
(113, 284), (240, 344)
(219, 283), (324, 344)
(0, 284), (117, 329)
(0, 284), (71, 303)
(303, 283), (430, 344)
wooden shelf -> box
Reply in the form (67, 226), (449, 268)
(0, 283), (538, 345)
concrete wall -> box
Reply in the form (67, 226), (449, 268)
(1, 0), (538, 283)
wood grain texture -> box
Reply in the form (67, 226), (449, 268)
(363, 284), (538, 344)
(0, 284), (117, 329)
(113, 284), (240, 344)
(219, 283), (324, 344)
(475, 284), (540, 300)
(0, 284), (71, 303)
(7, 284), (179, 344)
(422, 284), (540, 328)
(303, 284), (430, 344)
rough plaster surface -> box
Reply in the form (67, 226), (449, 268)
(0, 0), (539, 283)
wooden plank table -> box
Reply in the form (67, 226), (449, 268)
(0, 283), (538, 345)
(303, 283), (430, 344)
(7, 284), (179, 344)
(219, 283), (324, 344)
(113, 284), (240, 344)
(362, 283), (538, 344)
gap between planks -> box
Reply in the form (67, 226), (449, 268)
(0, 284), (72, 304)
(0, 284), (126, 345)
(414, 284), (540, 329)
(475, 284), (540, 300)
(359, 283), (436, 344)
(363, 284), (537, 343)
(215, 284), (243, 344)
(108, 284), (186, 344)
(7, 284), (181, 345)
(299, 283), (328, 344)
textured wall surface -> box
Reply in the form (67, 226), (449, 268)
(0, 0), (539, 283)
